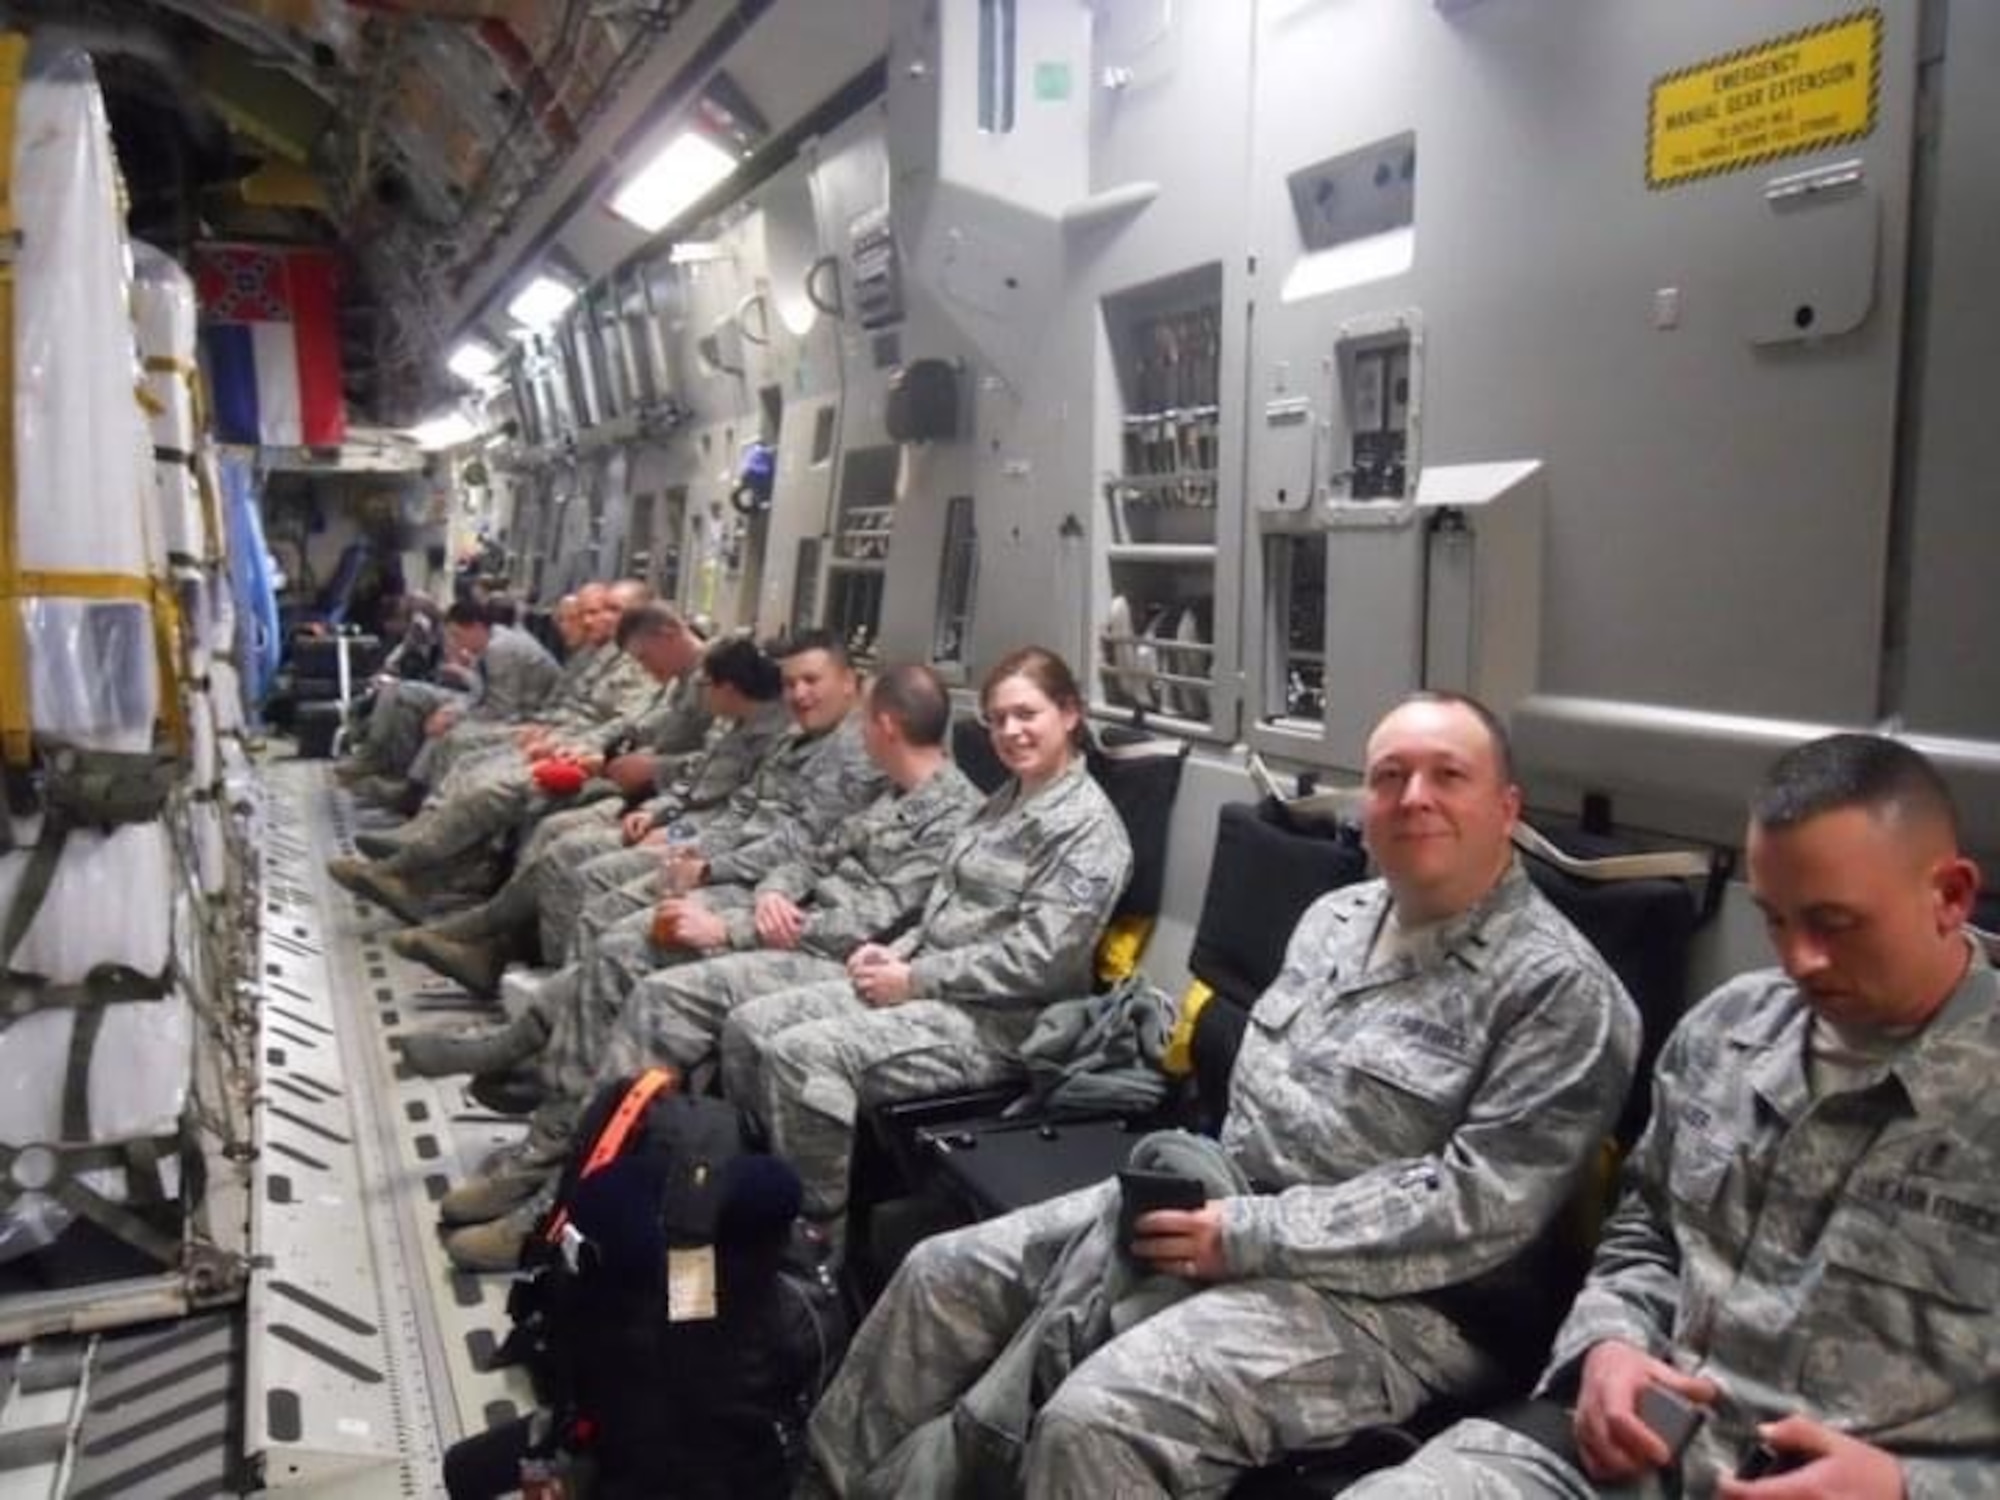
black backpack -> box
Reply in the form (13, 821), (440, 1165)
(490, 1070), (848, 1500)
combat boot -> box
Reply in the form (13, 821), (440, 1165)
(326, 857), (428, 924)
(443, 1192), (552, 1273)
(391, 930), (508, 997)
(466, 1068), (546, 1117)
(398, 1009), (549, 1078)
(438, 1139), (564, 1227)
(353, 827), (408, 860)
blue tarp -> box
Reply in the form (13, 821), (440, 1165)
(219, 452), (281, 708)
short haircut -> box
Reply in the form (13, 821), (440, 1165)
(1752, 733), (1960, 842)
(869, 663), (951, 747)
(704, 636), (782, 700)
(444, 600), (490, 630)
(609, 578), (656, 612)
(482, 592), (521, 627)
(616, 601), (686, 648)
(773, 628), (853, 670)
(1396, 690), (1516, 786)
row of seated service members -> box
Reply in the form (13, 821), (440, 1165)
(799, 720), (1995, 1498)
(337, 615), (1996, 1498)
(331, 631), (1135, 1275)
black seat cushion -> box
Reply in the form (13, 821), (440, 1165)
(1518, 830), (1699, 1145)
(1190, 800), (1368, 1009)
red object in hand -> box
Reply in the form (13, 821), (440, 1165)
(532, 759), (588, 796)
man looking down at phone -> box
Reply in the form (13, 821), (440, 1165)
(1344, 733), (1996, 1499)
(800, 692), (1640, 1497)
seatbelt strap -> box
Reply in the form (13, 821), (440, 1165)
(0, 820), (66, 969)
(542, 1066), (677, 1245)
(0, 34), (29, 769)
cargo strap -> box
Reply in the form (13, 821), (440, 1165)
(542, 1066), (676, 1246)
(0, 747), (182, 972)
(0, 1132), (183, 1267)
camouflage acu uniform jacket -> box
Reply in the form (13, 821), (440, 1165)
(724, 762), (983, 960)
(1541, 942), (2000, 1497)
(464, 625), (561, 721)
(1218, 865), (1639, 1353)
(549, 647), (657, 736)
(646, 698), (792, 824)
(679, 714), (888, 887)
(899, 758), (1134, 1008)
(573, 665), (711, 759)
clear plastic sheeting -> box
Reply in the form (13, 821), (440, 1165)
(20, 599), (158, 755)
(0, 46), (191, 1269)
(133, 242), (206, 567)
(0, 1000), (191, 1260)
(0, 823), (174, 981)
(12, 47), (154, 580)
(10, 45), (161, 751)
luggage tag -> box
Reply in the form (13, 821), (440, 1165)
(666, 1243), (719, 1322)
(520, 1453), (576, 1500)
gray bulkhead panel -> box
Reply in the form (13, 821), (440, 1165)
(1896, 0), (2000, 742)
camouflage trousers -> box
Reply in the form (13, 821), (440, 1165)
(547, 845), (660, 962)
(605, 945), (849, 1082)
(427, 795), (623, 959)
(381, 750), (538, 878)
(718, 985), (1032, 1222)
(533, 894), (761, 1107)
(1341, 1418), (1657, 1500)
(358, 680), (458, 775)
(410, 718), (517, 789)
(808, 1182), (1493, 1497)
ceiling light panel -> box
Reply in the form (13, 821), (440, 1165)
(607, 130), (740, 233)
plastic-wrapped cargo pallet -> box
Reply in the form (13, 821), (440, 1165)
(0, 40), (192, 1271)
(134, 244), (234, 907)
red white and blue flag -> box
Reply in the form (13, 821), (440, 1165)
(194, 243), (346, 448)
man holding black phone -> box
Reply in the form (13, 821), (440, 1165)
(1347, 733), (1998, 1498)
(801, 693), (1641, 1496)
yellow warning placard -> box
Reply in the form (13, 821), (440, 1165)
(1648, 10), (1881, 189)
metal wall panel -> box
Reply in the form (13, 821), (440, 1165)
(1898, 0), (2000, 740)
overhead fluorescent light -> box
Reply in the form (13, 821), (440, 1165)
(608, 130), (740, 233)
(668, 240), (728, 264)
(507, 273), (578, 329)
(446, 337), (501, 385)
(410, 409), (482, 451)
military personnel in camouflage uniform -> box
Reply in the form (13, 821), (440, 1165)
(389, 597), (558, 763)
(329, 601), (700, 920)
(1345, 733), (1995, 1500)
(804, 690), (1641, 1497)
(335, 596), (471, 783)
(429, 637), (885, 1081)
(434, 667), (986, 1271)
(407, 586), (614, 789)
(390, 637), (790, 992)
(544, 630), (886, 959)
(551, 665), (980, 1098)
(707, 649), (1136, 1240)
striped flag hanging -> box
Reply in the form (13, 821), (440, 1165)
(193, 243), (347, 448)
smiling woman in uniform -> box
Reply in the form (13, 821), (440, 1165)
(715, 645), (1136, 1238)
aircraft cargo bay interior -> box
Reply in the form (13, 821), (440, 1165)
(0, 2), (1994, 1497)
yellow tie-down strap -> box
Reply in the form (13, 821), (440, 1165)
(0, 32), (29, 767)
